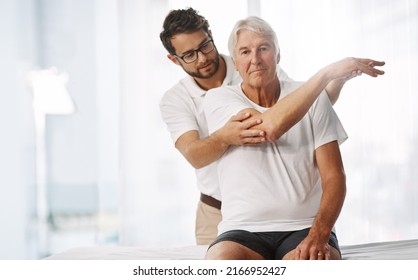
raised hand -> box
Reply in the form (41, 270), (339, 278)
(324, 57), (385, 81)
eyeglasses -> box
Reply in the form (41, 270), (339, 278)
(174, 39), (216, 64)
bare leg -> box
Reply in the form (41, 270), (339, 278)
(205, 241), (265, 260)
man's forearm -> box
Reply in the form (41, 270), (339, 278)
(257, 68), (333, 141)
(179, 135), (229, 169)
(311, 142), (347, 241)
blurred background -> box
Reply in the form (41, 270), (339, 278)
(1, 0), (417, 259)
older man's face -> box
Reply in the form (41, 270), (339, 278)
(233, 30), (279, 89)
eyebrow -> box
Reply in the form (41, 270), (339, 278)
(237, 41), (272, 52)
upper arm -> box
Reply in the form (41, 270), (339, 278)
(160, 91), (199, 145)
(204, 87), (250, 133)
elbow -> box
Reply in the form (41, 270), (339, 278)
(265, 132), (281, 142)
(185, 152), (205, 169)
(179, 147), (205, 169)
(263, 123), (285, 142)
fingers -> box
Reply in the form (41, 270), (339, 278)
(357, 58), (385, 77)
(359, 58), (385, 67)
(325, 251), (331, 260)
(229, 113), (263, 129)
(294, 247), (301, 260)
(241, 129), (265, 145)
(316, 252), (324, 260)
(242, 136), (266, 145)
(229, 112), (251, 122)
(239, 117), (262, 129)
(357, 58), (384, 64)
(294, 247), (331, 260)
(316, 251), (330, 260)
(242, 129), (264, 137)
(330, 57), (384, 81)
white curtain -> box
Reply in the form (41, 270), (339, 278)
(118, 0), (418, 246)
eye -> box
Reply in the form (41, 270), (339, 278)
(240, 50), (249, 56)
(201, 41), (212, 51)
(259, 46), (269, 52)
(183, 52), (195, 60)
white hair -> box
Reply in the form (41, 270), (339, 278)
(228, 16), (280, 59)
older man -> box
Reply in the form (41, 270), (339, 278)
(203, 16), (384, 260)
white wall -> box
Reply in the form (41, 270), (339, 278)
(0, 0), (39, 259)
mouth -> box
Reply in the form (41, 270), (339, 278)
(198, 62), (212, 70)
(249, 68), (266, 74)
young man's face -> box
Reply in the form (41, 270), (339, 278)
(168, 30), (220, 79)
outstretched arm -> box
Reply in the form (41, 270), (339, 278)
(240, 57), (385, 141)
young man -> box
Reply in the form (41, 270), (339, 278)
(159, 8), (384, 245)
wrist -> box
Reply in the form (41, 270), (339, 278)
(211, 130), (230, 149)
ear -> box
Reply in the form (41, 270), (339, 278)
(276, 53), (281, 64)
(167, 54), (181, 65)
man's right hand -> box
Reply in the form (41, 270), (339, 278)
(215, 112), (266, 146)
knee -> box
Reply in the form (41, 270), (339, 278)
(204, 243), (228, 260)
(205, 241), (265, 260)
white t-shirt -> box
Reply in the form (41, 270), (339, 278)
(159, 55), (291, 200)
(203, 80), (348, 234)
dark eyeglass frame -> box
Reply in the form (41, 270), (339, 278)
(174, 39), (216, 64)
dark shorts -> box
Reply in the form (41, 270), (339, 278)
(208, 228), (341, 259)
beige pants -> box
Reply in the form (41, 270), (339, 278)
(195, 200), (222, 245)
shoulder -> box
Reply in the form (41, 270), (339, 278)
(160, 76), (201, 105)
(280, 80), (304, 98)
(206, 84), (241, 100)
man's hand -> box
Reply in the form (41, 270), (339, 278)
(325, 57), (385, 81)
(214, 112), (266, 146)
(324, 58), (385, 105)
(294, 232), (332, 260)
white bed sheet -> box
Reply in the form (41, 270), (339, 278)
(44, 239), (418, 260)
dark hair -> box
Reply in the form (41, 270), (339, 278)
(160, 7), (211, 55)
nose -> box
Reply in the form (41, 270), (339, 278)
(196, 50), (208, 63)
(250, 50), (261, 64)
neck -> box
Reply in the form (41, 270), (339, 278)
(242, 78), (281, 108)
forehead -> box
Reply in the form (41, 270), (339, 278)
(236, 30), (272, 48)
(170, 30), (209, 54)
